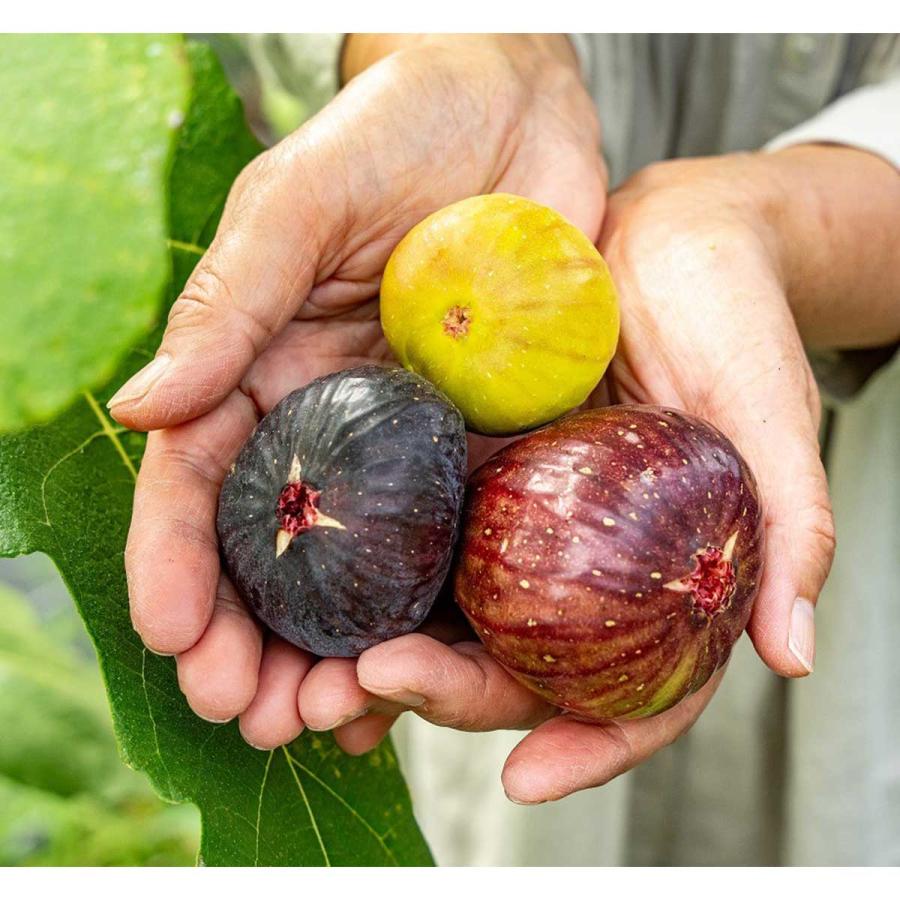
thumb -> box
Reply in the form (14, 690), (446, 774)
(731, 354), (835, 678)
(107, 148), (333, 431)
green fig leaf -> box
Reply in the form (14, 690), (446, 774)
(0, 39), (433, 867)
(167, 40), (262, 247)
(0, 34), (191, 432)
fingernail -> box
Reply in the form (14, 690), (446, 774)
(196, 713), (231, 724)
(107, 353), (171, 409)
(506, 795), (542, 806)
(788, 596), (816, 674)
(317, 707), (370, 732)
(364, 687), (426, 707)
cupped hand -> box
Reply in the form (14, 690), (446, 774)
(115, 36), (605, 749)
(300, 153), (836, 803)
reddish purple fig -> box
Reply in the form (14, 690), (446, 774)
(454, 406), (764, 720)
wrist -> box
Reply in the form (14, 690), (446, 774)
(754, 144), (900, 348)
(341, 34), (579, 85)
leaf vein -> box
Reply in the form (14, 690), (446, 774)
(285, 750), (399, 865)
(141, 646), (175, 796)
(82, 390), (137, 479)
(282, 747), (331, 866)
(168, 238), (206, 256)
(39, 428), (118, 526)
(254, 750), (274, 866)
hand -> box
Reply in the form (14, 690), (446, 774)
(114, 35), (606, 749)
(299, 151), (845, 802)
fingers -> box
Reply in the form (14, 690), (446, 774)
(719, 345), (835, 678)
(502, 668), (724, 804)
(238, 316), (385, 415)
(108, 145), (337, 431)
(334, 714), (398, 756)
(298, 657), (407, 731)
(275, 655), (400, 755)
(747, 437), (833, 677)
(175, 576), (263, 723)
(295, 608), (475, 738)
(126, 389), (257, 654)
(357, 634), (555, 731)
(239, 637), (314, 750)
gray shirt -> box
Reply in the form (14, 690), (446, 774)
(570, 33), (900, 185)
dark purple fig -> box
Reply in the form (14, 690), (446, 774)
(454, 405), (764, 720)
(217, 365), (467, 657)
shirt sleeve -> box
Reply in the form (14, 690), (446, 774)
(765, 76), (900, 170)
(765, 76), (900, 401)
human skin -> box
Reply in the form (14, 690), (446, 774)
(112, 34), (900, 802)
(294, 146), (900, 802)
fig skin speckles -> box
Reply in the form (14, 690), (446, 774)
(454, 405), (764, 721)
(217, 366), (467, 657)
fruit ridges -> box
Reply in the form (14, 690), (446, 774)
(455, 405), (764, 720)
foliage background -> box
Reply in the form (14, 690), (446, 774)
(0, 33), (430, 868)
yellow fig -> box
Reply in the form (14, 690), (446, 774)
(380, 193), (619, 435)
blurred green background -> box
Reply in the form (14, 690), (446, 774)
(0, 32), (339, 867)
(0, 555), (200, 865)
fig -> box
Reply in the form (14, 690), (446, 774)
(217, 365), (467, 657)
(380, 193), (619, 435)
(454, 406), (764, 720)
